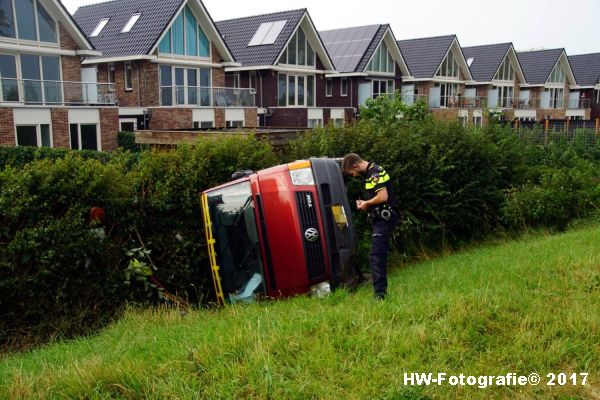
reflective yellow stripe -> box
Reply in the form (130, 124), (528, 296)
(201, 193), (226, 306)
(365, 171), (390, 189)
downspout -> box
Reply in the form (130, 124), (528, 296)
(136, 61), (141, 107)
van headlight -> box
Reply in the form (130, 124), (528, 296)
(290, 167), (315, 186)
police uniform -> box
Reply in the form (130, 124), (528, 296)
(364, 162), (398, 299)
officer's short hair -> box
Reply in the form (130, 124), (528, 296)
(342, 153), (363, 174)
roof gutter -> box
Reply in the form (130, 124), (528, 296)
(224, 65), (336, 75)
(82, 55), (157, 65)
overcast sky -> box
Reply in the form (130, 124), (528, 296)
(62, 0), (600, 56)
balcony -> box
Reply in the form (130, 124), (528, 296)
(0, 79), (116, 106)
(160, 86), (256, 107)
(514, 97), (591, 110)
(402, 94), (488, 109)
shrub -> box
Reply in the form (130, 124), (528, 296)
(0, 145), (112, 170)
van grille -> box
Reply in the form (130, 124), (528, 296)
(295, 191), (326, 280)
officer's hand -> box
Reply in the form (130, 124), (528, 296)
(356, 200), (368, 211)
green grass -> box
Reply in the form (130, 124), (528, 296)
(1, 227), (600, 399)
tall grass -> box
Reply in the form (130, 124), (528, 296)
(1, 226), (599, 399)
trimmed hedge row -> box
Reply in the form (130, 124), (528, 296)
(0, 135), (278, 349)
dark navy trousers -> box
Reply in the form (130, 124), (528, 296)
(369, 214), (398, 298)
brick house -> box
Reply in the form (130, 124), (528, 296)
(73, 0), (256, 131)
(462, 43), (527, 122)
(568, 53), (600, 120)
(319, 24), (412, 125)
(0, 0), (118, 150)
(396, 35), (476, 124)
(215, 9), (337, 128)
(517, 49), (587, 121)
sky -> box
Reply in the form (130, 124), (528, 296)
(62, 0), (600, 56)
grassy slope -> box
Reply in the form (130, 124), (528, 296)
(1, 227), (600, 400)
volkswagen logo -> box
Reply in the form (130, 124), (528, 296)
(304, 228), (319, 242)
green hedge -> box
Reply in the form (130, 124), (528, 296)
(0, 135), (278, 349)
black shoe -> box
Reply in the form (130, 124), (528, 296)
(374, 293), (386, 301)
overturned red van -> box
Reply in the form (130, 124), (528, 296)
(201, 158), (356, 304)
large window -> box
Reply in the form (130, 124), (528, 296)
(495, 85), (514, 108)
(0, 0), (15, 38)
(372, 79), (394, 99)
(0, 53), (18, 101)
(277, 73), (314, 107)
(158, 6), (210, 58)
(494, 58), (514, 82)
(70, 123), (99, 151)
(435, 51), (460, 78)
(20, 54), (61, 104)
(160, 65), (211, 106)
(16, 124), (51, 147)
(366, 41), (394, 74)
(0, 0), (56, 42)
(438, 82), (458, 107)
(0, 54), (60, 103)
(548, 62), (566, 84)
(546, 87), (564, 108)
(278, 27), (315, 67)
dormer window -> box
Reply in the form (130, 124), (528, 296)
(90, 18), (109, 37)
(121, 13), (141, 33)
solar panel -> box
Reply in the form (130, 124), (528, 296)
(248, 20), (287, 46)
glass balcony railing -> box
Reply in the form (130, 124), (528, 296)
(0, 79), (116, 106)
(402, 94), (488, 109)
(160, 86), (256, 107)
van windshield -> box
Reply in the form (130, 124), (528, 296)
(206, 181), (265, 303)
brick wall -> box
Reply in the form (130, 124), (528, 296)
(215, 109), (225, 128)
(51, 109), (69, 149)
(148, 108), (192, 130)
(59, 23), (79, 51)
(100, 108), (119, 151)
(61, 56), (83, 105)
(211, 43), (223, 64)
(244, 108), (258, 128)
(268, 108), (308, 127)
(140, 61), (159, 107)
(112, 62), (138, 107)
(0, 109), (15, 146)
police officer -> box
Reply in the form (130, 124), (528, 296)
(342, 153), (398, 300)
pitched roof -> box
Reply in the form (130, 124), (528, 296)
(568, 53), (600, 87)
(73, 0), (184, 58)
(517, 49), (565, 85)
(396, 35), (456, 79)
(216, 9), (306, 67)
(462, 43), (512, 82)
(319, 24), (383, 73)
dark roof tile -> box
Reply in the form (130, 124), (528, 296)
(73, 0), (184, 58)
(396, 35), (456, 79)
(517, 49), (564, 85)
(462, 43), (512, 82)
(216, 9), (306, 67)
(568, 53), (600, 87)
